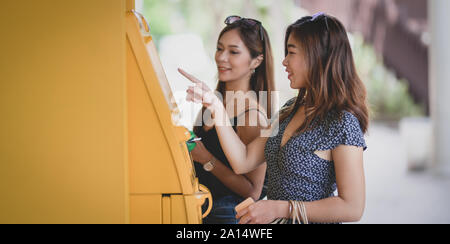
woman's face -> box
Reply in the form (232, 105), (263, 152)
(282, 34), (307, 89)
(215, 29), (261, 84)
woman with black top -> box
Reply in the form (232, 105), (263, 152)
(188, 16), (274, 224)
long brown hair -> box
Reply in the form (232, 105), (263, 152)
(280, 14), (369, 133)
(194, 18), (274, 134)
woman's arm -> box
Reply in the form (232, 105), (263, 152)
(192, 108), (268, 200)
(192, 141), (266, 200)
(215, 106), (272, 174)
(180, 68), (268, 174)
(210, 158), (266, 201)
(236, 145), (365, 224)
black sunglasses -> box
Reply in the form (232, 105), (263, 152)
(224, 15), (264, 42)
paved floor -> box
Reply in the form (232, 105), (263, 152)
(357, 122), (450, 224)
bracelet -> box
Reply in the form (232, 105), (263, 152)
(300, 201), (309, 224)
(289, 200), (299, 224)
(289, 200), (309, 224)
(288, 201), (293, 218)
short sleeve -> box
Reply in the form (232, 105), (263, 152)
(325, 111), (367, 151)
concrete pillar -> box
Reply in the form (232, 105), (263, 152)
(429, 0), (450, 176)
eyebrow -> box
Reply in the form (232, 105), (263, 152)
(218, 42), (240, 49)
(287, 44), (297, 49)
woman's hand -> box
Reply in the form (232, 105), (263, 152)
(178, 68), (222, 115)
(236, 200), (282, 224)
(191, 141), (214, 165)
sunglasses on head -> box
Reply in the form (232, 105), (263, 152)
(224, 15), (264, 42)
(294, 12), (330, 31)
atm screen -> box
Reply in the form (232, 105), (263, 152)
(146, 40), (180, 120)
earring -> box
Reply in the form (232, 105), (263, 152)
(252, 69), (256, 74)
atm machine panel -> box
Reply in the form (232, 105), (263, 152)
(125, 10), (212, 224)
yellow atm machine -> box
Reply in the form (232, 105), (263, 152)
(0, 0), (211, 224)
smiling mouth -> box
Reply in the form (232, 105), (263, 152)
(218, 67), (232, 73)
(286, 70), (293, 79)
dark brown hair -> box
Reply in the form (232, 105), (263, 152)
(194, 18), (274, 134)
(280, 14), (369, 133)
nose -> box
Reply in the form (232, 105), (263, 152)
(216, 50), (228, 63)
(282, 56), (288, 67)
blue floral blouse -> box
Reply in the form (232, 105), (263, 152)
(264, 98), (367, 202)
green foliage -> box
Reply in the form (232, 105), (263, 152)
(352, 34), (425, 121)
(143, 0), (176, 44)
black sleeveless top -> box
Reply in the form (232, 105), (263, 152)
(194, 109), (267, 201)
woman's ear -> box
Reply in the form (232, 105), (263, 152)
(251, 54), (264, 70)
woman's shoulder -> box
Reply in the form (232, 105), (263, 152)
(234, 99), (270, 143)
(235, 98), (268, 123)
(233, 96), (267, 117)
(322, 110), (363, 134)
(321, 110), (367, 150)
(336, 110), (363, 132)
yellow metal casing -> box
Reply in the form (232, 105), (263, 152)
(126, 8), (212, 224)
(0, 0), (211, 224)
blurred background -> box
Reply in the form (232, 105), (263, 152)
(140, 0), (450, 224)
